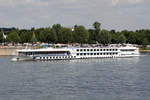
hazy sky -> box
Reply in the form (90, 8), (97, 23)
(0, 0), (149, 31)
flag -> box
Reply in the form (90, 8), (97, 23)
(1, 29), (7, 39)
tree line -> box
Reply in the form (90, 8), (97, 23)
(0, 22), (150, 46)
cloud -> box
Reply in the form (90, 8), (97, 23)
(112, 0), (145, 6)
(0, 0), (49, 7)
(0, 0), (150, 30)
(112, 0), (119, 6)
(128, 0), (144, 4)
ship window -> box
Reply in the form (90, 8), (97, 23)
(91, 49), (93, 51)
(100, 53), (102, 55)
(97, 49), (99, 51)
(87, 53), (90, 55)
(97, 53), (99, 55)
(84, 49), (86, 51)
(107, 49), (109, 51)
(91, 53), (93, 55)
(121, 49), (135, 51)
(80, 53), (83, 55)
(104, 53), (105, 55)
(103, 49), (105, 51)
(94, 53), (96, 55)
(80, 49), (83, 51)
(94, 49), (96, 51)
(84, 53), (86, 55)
(77, 49), (79, 51)
(87, 49), (89, 51)
(77, 53), (79, 55)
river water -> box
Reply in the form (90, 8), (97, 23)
(0, 53), (150, 100)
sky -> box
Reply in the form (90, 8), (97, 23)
(0, 0), (150, 31)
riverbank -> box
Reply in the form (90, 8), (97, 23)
(139, 50), (150, 53)
(139, 48), (150, 53)
(0, 46), (39, 56)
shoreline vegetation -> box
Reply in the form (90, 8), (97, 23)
(0, 21), (150, 55)
(139, 48), (150, 52)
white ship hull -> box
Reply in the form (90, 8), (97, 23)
(11, 44), (140, 61)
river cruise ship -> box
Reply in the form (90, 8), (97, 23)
(11, 44), (140, 61)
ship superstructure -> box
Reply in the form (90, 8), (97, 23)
(11, 44), (140, 61)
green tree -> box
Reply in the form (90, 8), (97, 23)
(74, 25), (89, 43)
(39, 28), (50, 42)
(135, 30), (146, 45)
(117, 34), (126, 44)
(0, 32), (3, 43)
(128, 32), (137, 44)
(34, 28), (44, 42)
(93, 21), (101, 30)
(6, 30), (20, 43)
(88, 29), (96, 43)
(38, 27), (58, 43)
(142, 38), (149, 48)
(110, 30), (118, 44)
(61, 28), (73, 43)
(93, 21), (101, 42)
(98, 30), (112, 45)
(20, 31), (32, 43)
(52, 24), (63, 43)
(47, 28), (57, 43)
